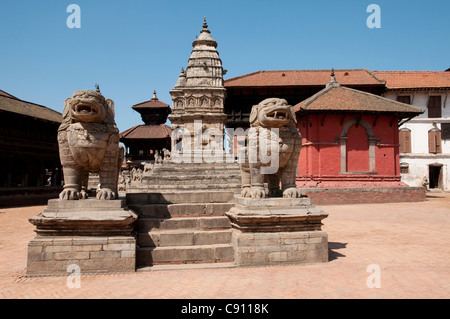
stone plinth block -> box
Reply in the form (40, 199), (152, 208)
(29, 198), (137, 236)
(26, 198), (137, 276)
(27, 236), (136, 276)
(226, 196), (327, 232)
(225, 196), (328, 266)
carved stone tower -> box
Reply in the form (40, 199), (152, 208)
(169, 18), (227, 160)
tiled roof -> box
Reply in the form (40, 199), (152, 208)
(120, 124), (172, 140)
(0, 91), (62, 123)
(0, 90), (17, 99)
(132, 94), (170, 110)
(373, 71), (450, 89)
(293, 84), (423, 117)
(224, 69), (385, 87)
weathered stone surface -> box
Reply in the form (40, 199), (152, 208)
(136, 216), (230, 233)
(169, 19), (227, 157)
(130, 202), (234, 218)
(26, 198), (138, 276)
(57, 89), (123, 200)
(29, 198), (137, 236)
(226, 197), (328, 233)
(239, 98), (303, 199)
(137, 244), (233, 265)
(231, 230), (328, 266)
(235, 196), (311, 207)
(226, 196), (328, 266)
(127, 191), (235, 205)
(138, 229), (232, 248)
(26, 235), (136, 276)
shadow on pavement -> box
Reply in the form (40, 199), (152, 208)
(328, 242), (347, 261)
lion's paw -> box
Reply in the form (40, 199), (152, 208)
(59, 188), (80, 200)
(241, 187), (252, 198)
(96, 188), (116, 200)
(283, 188), (304, 198)
(250, 187), (266, 199)
(79, 190), (89, 199)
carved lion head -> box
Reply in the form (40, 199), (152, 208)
(61, 90), (115, 127)
(249, 98), (297, 128)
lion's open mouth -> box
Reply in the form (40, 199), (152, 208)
(266, 110), (288, 120)
(72, 101), (99, 114)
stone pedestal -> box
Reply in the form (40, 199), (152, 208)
(225, 197), (328, 266)
(27, 198), (137, 276)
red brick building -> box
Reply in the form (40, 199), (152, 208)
(224, 70), (427, 204)
(293, 74), (423, 189)
(224, 69), (386, 129)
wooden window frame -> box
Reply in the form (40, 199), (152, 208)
(428, 129), (442, 154)
(428, 96), (442, 118)
(397, 95), (411, 105)
(399, 128), (411, 153)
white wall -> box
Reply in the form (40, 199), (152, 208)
(384, 91), (450, 119)
(384, 90), (450, 191)
(401, 122), (450, 154)
(399, 156), (449, 190)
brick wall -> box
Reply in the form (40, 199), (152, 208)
(301, 187), (426, 205)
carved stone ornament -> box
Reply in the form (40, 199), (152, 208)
(57, 89), (124, 200)
(240, 98), (303, 199)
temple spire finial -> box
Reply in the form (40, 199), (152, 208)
(152, 90), (158, 100)
(95, 83), (100, 93)
(200, 17), (211, 34)
(326, 68), (341, 88)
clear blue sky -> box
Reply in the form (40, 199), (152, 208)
(1, 0), (449, 133)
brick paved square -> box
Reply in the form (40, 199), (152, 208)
(0, 193), (449, 299)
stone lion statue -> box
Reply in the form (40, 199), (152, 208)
(240, 98), (303, 199)
(58, 89), (124, 200)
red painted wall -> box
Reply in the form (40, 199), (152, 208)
(297, 113), (402, 187)
(346, 124), (369, 172)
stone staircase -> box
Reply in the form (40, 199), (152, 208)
(129, 161), (242, 193)
(127, 191), (236, 268)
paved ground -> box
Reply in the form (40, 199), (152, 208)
(0, 192), (449, 299)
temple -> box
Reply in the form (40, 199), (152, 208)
(120, 90), (172, 166)
(169, 18), (227, 160)
(294, 72), (423, 189)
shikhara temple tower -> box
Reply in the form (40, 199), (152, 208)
(169, 18), (227, 159)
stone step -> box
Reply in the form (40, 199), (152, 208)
(126, 190), (236, 205)
(141, 177), (241, 185)
(135, 216), (232, 233)
(137, 229), (232, 247)
(143, 171), (241, 180)
(151, 163), (240, 170)
(137, 261), (237, 272)
(147, 172), (240, 179)
(129, 185), (241, 195)
(151, 167), (241, 173)
(130, 202), (235, 218)
(136, 185), (242, 193)
(136, 244), (234, 266)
